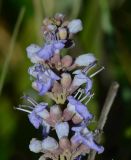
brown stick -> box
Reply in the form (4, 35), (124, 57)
(87, 81), (119, 160)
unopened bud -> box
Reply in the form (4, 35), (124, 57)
(75, 53), (96, 66)
(58, 28), (68, 40)
(59, 137), (71, 150)
(39, 155), (46, 160)
(55, 13), (64, 21)
(50, 105), (62, 124)
(61, 73), (72, 89)
(29, 138), (42, 153)
(55, 122), (69, 139)
(72, 114), (83, 124)
(61, 55), (73, 67)
(42, 136), (58, 151)
(68, 19), (83, 34)
(63, 108), (74, 121)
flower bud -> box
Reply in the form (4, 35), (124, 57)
(61, 55), (73, 67)
(29, 138), (42, 153)
(68, 19), (83, 33)
(39, 155), (46, 160)
(42, 136), (58, 151)
(55, 13), (64, 20)
(55, 122), (69, 139)
(59, 137), (71, 150)
(63, 108), (74, 121)
(75, 53), (96, 66)
(47, 24), (56, 31)
(58, 28), (68, 40)
(72, 114), (83, 124)
(61, 73), (72, 89)
(50, 105), (62, 124)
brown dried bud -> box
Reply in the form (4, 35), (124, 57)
(61, 55), (73, 68)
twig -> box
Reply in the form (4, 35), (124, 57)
(0, 7), (25, 95)
(87, 81), (119, 160)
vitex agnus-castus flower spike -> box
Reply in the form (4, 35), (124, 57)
(16, 13), (106, 160)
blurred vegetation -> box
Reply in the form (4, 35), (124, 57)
(0, 0), (131, 160)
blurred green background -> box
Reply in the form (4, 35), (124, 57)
(0, 0), (131, 160)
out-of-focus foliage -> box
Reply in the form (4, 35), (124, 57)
(0, 0), (131, 160)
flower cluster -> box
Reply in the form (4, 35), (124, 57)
(17, 13), (104, 160)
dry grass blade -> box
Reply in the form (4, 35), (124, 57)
(0, 7), (25, 95)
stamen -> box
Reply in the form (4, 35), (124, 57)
(80, 94), (88, 102)
(89, 66), (105, 78)
(74, 88), (82, 98)
(19, 104), (34, 110)
(85, 93), (94, 105)
(82, 61), (97, 73)
(14, 107), (31, 113)
(78, 89), (84, 100)
(22, 95), (38, 106)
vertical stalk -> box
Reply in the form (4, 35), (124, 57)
(88, 81), (119, 160)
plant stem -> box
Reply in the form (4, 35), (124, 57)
(87, 81), (119, 160)
(0, 7), (25, 95)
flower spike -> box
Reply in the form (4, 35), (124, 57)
(16, 13), (105, 160)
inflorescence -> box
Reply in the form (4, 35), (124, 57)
(16, 13), (104, 160)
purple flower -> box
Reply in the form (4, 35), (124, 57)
(72, 70), (92, 95)
(38, 41), (65, 60)
(29, 64), (60, 95)
(28, 103), (50, 136)
(71, 125), (104, 154)
(28, 111), (42, 129)
(32, 79), (52, 95)
(67, 96), (92, 121)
